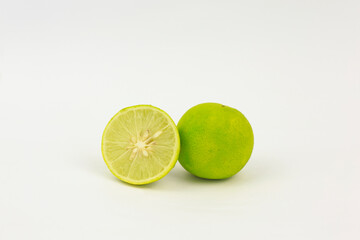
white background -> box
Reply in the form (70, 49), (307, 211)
(1, 1), (359, 239)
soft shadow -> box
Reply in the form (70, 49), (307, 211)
(113, 176), (163, 189)
(170, 155), (281, 187)
(84, 154), (279, 190)
(171, 167), (235, 184)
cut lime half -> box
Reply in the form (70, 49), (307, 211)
(101, 105), (180, 185)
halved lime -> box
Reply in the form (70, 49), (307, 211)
(101, 105), (180, 185)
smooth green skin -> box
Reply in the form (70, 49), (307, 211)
(177, 103), (254, 179)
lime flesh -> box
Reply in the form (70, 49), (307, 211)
(102, 105), (180, 185)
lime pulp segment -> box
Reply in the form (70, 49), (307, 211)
(101, 105), (180, 185)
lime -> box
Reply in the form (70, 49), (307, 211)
(101, 105), (180, 185)
(177, 103), (254, 179)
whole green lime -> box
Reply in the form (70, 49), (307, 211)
(177, 103), (254, 179)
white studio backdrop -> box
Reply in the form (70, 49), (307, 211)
(0, 1), (359, 239)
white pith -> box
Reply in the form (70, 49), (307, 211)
(127, 129), (162, 160)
